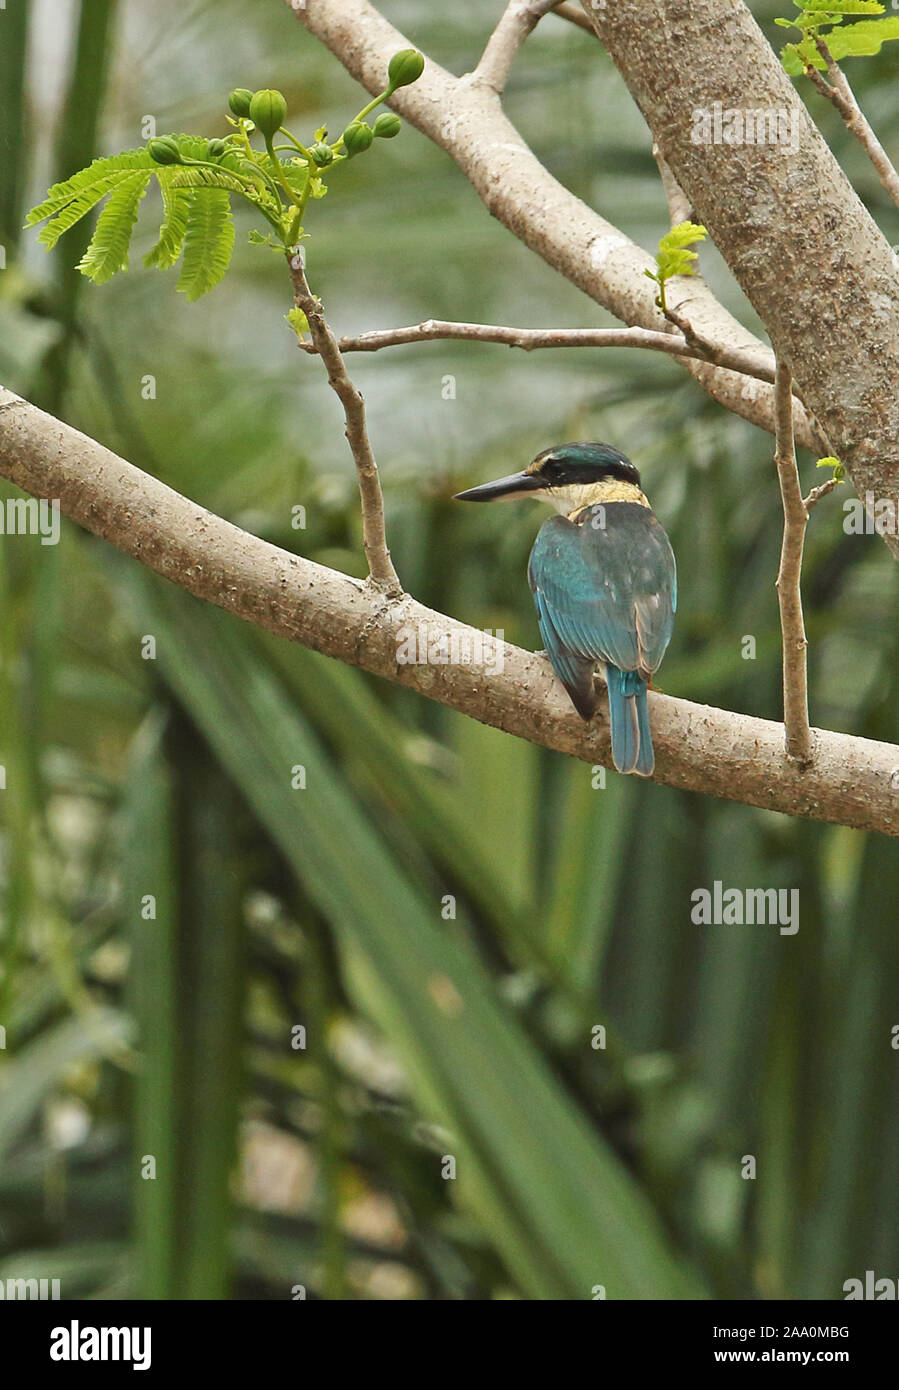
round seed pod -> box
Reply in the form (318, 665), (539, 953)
(387, 49), (424, 90)
(249, 89), (288, 140)
(342, 122), (374, 158)
(228, 89), (254, 118)
(147, 136), (183, 166)
(373, 112), (401, 139)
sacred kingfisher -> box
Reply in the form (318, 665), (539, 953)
(454, 442), (676, 777)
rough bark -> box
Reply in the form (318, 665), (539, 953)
(1, 387), (897, 837)
(584, 0), (899, 558)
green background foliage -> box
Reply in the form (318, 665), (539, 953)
(1, 0), (898, 1300)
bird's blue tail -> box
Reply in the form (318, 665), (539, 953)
(606, 665), (655, 777)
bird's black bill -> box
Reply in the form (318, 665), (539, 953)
(453, 471), (544, 502)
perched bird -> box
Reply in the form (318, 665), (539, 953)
(455, 442), (676, 777)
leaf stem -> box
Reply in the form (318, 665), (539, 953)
(276, 128), (313, 161)
(263, 135), (303, 222)
(176, 157), (285, 235)
(351, 87), (390, 126)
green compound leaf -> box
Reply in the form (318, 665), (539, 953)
(655, 221), (708, 281)
(645, 222), (708, 313)
(176, 135), (215, 161)
(76, 170), (152, 284)
(36, 172), (143, 250)
(647, 222), (711, 312)
(827, 14), (899, 54)
(795, 11), (845, 27)
(144, 172), (193, 270)
(795, 0), (883, 13)
(782, 38), (821, 72)
(170, 164), (281, 221)
(24, 148), (155, 229)
(176, 187), (235, 301)
(780, 4), (898, 70)
(170, 165), (257, 196)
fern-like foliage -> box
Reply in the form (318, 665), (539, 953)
(26, 137), (273, 299)
(26, 150), (156, 248)
(777, 1), (899, 74)
(26, 66), (422, 302)
(177, 188), (235, 302)
(77, 172), (153, 284)
(144, 173), (192, 271)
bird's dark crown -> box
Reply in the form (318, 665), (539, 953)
(526, 442), (642, 489)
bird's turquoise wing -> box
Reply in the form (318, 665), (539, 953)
(527, 503), (676, 678)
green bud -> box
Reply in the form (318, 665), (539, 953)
(228, 88), (254, 118)
(373, 112), (401, 139)
(147, 136), (182, 166)
(310, 141), (334, 167)
(342, 121), (374, 158)
(207, 138), (227, 157)
(249, 88), (288, 140)
(387, 49), (424, 91)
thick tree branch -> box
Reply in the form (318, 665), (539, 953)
(2, 387), (898, 836)
(582, 0), (899, 560)
(474, 0), (560, 95)
(806, 40), (899, 213)
(283, 0), (819, 452)
(286, 250), (401, 595)
(773, 361), (812, 766)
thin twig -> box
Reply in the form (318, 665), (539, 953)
(552, 3), (596, 32)
(314, 314), (831, 454)
(652, 142), (693, 228)
(806, 39), (899, 212)
(287, 250), (401, 596)
(316, 317), (783, 386)
(803, 476), (839, 511)
(473, 0), (560, 94)
(773, 359), (812, 766)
